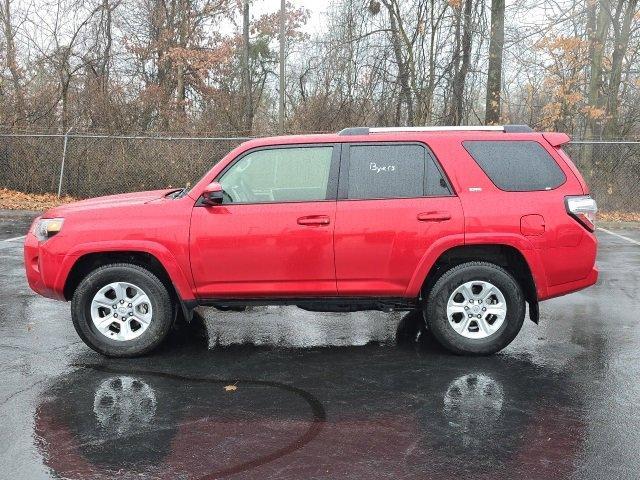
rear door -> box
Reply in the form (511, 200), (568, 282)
(334, 142), (464, 296)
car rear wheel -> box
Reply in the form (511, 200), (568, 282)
(424, 261), (525, 355)
(71, 263), (174, 357)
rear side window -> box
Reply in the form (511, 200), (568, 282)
(463, 141), (566, 191)
(346, 144), (451, 199)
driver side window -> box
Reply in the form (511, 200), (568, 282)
(218, 146), (334, 204)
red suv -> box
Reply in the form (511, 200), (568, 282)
(24, 125), (598, 357)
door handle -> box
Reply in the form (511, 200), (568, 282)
(297, 215), (331, 226)
(417, 211), (451, 222)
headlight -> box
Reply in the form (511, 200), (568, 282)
(33, 218), (64, 242)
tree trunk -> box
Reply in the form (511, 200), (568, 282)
(423, 0), (439, 125)
(383, 0), (414, 126)
(446, 3), (462, 124)
(92, 0), (114, 130)
(585, 0), (611, 139)
(485, 0), (504, 125)
(278, 0), (285, 133)
(604, 0), (638, 138)
(450, 0), (473, 125)
(61, 80), (69, 132)
(241, 0), (253, 132)
(176, 0), (189, 117)
(1, 0), (26, 125)
(100, 0), (112, 94)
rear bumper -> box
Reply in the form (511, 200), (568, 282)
(537, 225), (598, 300)
(541, 266), (598, 300)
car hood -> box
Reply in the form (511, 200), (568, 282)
(44, 189), (177, 217)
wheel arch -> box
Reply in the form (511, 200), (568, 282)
(63, 250), (198, 324)
(414, 244), (540, 323)
(55, 238), (196, 303)
(63, 251), (185, 303)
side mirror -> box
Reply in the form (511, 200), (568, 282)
(202, 181), (224, 206)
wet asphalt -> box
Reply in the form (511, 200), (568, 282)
(1, 210), (639, 480)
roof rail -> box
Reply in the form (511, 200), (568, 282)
(338, 125), (533, 136)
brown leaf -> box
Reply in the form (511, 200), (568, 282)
(598, 211), (640, 223)
(0, 188), (76, 211)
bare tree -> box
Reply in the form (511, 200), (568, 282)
(0, 0), (639, 138)
(586, 0), (611, 138)
(605, 0), (639, 137)
(447, 0), (475, 125)
(241, 0), (252, 132)
(0, 0), (26, 125)
(485, 0), (504, 124)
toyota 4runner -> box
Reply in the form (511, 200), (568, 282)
(24, 125), (598, 357)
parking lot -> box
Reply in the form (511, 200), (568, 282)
(1, 209), (639, 480)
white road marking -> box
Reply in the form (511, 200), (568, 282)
(598, 227), (640, 246)
(2, 235), (25, 243)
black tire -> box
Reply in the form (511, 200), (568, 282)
(71, 263), (174, 357)
(424, 261), (525, 355)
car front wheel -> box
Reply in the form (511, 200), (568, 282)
(71, 263), (174, 357)
(424, 261), (525, 355)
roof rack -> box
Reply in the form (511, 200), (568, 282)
(337, 125), (533, 136)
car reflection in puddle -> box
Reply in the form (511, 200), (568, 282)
(201, 306), (409, 348)
(33, 312), (587, 480)
(443, 373), (505, 449)
(93, 376), (158, 436)
(35, 366), (324, 480)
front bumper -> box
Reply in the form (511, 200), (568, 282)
(24, 232), (68, 300)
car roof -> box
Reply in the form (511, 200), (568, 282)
(241, 125), (547, 148)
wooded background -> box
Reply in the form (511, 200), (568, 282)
(0, 0), (639, 138)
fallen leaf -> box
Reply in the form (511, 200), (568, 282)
(224, 384), (237, 392)
(598, 210), (640, 223)
(0, 188), (76, 211)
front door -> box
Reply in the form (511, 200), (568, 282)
(190, 144), (339, 298)
(334, 142), (464, 296)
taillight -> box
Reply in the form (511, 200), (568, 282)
(565, 195), (597, 232)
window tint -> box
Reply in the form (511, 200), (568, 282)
(463, 141), (566, 191)
(425, 153), (452, 196)
(219, 146), (333, 203)
(347, 144), (424, 199)
(346, 144), (451, 199)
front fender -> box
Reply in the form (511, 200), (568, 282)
(55, 240), (196, 301)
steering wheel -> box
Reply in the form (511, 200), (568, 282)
(219, 157), (256, 203)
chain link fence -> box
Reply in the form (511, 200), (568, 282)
(0, 133), (638, 212)
(564, 141), (640, 212)
(0, 133), (249, 198)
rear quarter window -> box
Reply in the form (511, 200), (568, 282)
(463, 140), (566, 191)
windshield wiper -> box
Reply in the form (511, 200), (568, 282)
(166, 188), (186, 199)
